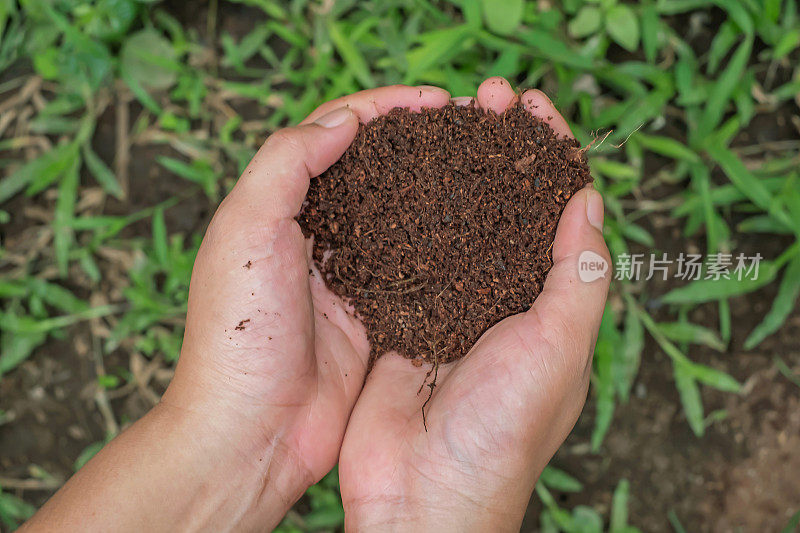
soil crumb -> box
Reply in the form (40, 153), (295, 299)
(298, 102), (591, 364)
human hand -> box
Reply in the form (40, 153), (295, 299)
(338, 77), (611, 531)
(23, 78), (606, 533)
(158, 85), (455, 528)
(23, 85), (454, 532)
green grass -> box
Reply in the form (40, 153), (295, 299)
(1, 0), (799, 529)
(0, 487), (36, 530)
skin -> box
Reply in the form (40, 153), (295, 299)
(21, 77), (610, 532)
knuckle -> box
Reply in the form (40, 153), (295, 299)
(197, 201), (236, 261)
(264, 127), (307, 156)
(526, 304), (590, 387)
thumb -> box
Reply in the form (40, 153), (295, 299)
(182, 106), (359, 371)
(519, 185), (611, 380)
(191, 106), (359, 297)
(460, 185), (611, 419)
(230, 107), (359, 222)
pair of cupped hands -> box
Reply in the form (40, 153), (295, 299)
(24, 78), (610, 532)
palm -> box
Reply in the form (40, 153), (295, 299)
(167, 84), (453, 483)
(172, 211), (367, 478)
(339, 308), (591, 527)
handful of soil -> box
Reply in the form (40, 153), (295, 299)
(298, 102), (591, 365)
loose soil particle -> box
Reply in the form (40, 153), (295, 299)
(298, 102), (591, 365)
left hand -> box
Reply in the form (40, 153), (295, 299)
(22, 84), (452, 532)
(162, 83), (454, 526)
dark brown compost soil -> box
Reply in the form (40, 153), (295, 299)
(297, 102), (591, 364)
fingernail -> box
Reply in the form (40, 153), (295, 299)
(417, 85), (446, 93)
(482, 76), (511, 89)
(314, 107), (353, 128)
(450, 96), (474, 106)
(586, 187), (604, 232)
(533, 88), (553, 104)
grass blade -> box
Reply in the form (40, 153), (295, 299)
(661, 260), (778, 304)
(696, 36), (752, 140)
(707, 20), (739, 74)
(738, 215), (795, 235)
(610, 479), (630, 533)
(327, 20), (375, 89)
(781, 510), (800, 533)
(718, 299), (731, 344)
(641, 4), (660, 63)
(0, 143), (77, 203)
(539, 466), (583, 493)
(606, 4), (640, 52)
(662, 243), (799, 304)
(637, 134), (700, 163)
(404, 25), (473, 84)
(0, 304), (123, 334)
(632, 295), (741, 394)
(745, 252), (800, 349)
(0, 486), (37, 527)
(689, 163), (717, 252)
(774, 356), (800, 389)
(668, 510), (688, 533)
(683, 360), (740, 392)
(82, 145), (124, 199)
(156, 156), (217, 198)
(54, 158), (80, 277)
(656, 321), (726, 351)
(706, 142), (797, 237)
(615, 304), (643, 400)
(480, 0), (524, 36)
(0, 329), (47, 376)
(518, 29), (594, 70)
(674, 362), (704, 436)
(592, 309), (620, 450)
(152, 208), (169, 267)
(712, 0), (753, 35)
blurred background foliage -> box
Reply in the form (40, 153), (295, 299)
(1, 0), (799, 530)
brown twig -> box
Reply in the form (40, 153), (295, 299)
(0, 476), (62, 491)
(420, 356), (439, 433)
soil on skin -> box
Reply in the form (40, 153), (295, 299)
(298, 103), (591, 364)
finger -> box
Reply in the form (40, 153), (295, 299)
(301, 85), (451, 125)
(520, 89), (574, 139)
(451, 96), (474, 106)
(519, 185), (610, 380)
(230, 107), (360, 222)
(338, 354), (432, 524)
(476, 76), (517, 114)
(309, 261), (372, 387)
(345, 353), (454, 431)
(445, 186), (609, 447)
(186, 109), (359, 356)
(456, 186), (609, 401)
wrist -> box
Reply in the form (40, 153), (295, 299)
(24, 392), (312, 531)
(154, 390), (314, 530)
(343, 495), (512, 532)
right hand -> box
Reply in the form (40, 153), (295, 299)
(338, 77), (611, 531)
